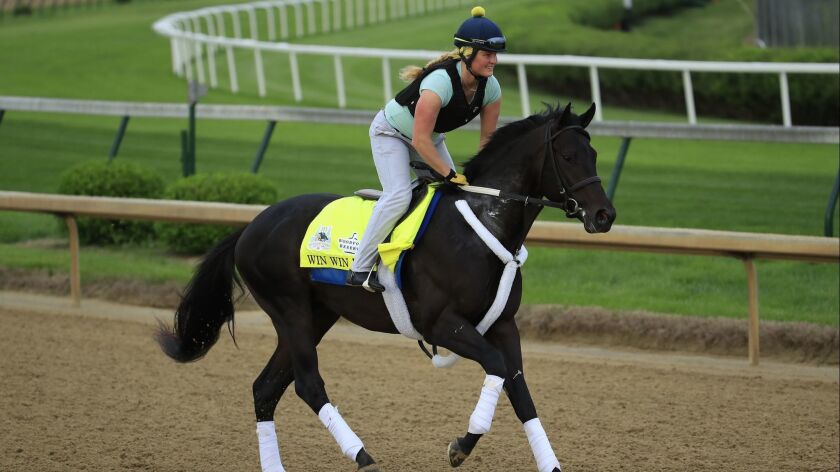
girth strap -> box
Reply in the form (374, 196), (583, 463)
(377, 199), (527, 368)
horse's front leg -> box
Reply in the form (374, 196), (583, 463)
(486, 318), (563, 472)
(425, 311), (508, 468)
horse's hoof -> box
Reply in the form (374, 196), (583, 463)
(447, 438), (470, 467)
(356, 448), (379, 471)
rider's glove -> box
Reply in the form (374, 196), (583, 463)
(445, 169), (469, 186)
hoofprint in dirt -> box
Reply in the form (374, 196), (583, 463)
(0, 296), (837, 472)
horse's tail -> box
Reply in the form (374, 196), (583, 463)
(156, 228), (245, 363)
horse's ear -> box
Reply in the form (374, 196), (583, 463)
(580, 103), (596, 128)
(559, 102), (572, 125)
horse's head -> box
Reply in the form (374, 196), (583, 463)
(537, 103), (616, 233)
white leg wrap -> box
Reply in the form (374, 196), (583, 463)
(318, 403), (364, 461)
(524, 418), (561, 472)
(467, 375), (504, 434)
(256, 421), (286, 472)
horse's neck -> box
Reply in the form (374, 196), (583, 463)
(464, 160), (542, 252)
(461, 194), (541, 252)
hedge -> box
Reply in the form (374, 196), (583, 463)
(157, 172), (277, 254)
(56, 160), (165, 245)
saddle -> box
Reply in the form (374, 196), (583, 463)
(300, 181), (443, 287)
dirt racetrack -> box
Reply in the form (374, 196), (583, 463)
(1, 292), (838, 472)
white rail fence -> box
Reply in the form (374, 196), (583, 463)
(3, 96), (838, 144)
(153, 0), (840, 127)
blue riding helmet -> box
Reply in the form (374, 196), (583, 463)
(453, 6), (507, 53)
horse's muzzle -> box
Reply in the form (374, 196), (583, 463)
(590, 207), (616, 233)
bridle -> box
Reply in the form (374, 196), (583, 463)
(541, 123), (601, 218)
(453, 122), (601, 218)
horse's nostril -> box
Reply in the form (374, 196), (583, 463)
(595, 209), (615, 230)
(596, 210), (609, 224)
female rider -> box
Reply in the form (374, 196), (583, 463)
(347, 6), (506, 292)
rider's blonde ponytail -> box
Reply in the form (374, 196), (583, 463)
(398, 47), (474, 82)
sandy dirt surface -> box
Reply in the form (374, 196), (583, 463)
(1, 292), (838, 472)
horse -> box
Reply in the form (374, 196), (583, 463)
(156, 103), (616, 472)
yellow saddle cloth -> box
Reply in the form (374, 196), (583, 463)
(300, 185), (439, 273)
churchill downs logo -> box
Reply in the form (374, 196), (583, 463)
(338, 232), (360, 255)
(307, 225), (331, 251)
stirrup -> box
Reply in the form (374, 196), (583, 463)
(362, 270), (385, 293)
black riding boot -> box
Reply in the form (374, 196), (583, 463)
(346, 270), (385, 293)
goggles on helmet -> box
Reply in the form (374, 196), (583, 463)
(454, 36), (506, 52)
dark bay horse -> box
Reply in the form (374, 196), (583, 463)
(157, 103), (616, 472)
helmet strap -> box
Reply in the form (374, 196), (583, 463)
(458, 51), (483, 80)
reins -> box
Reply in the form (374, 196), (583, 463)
(453, 123), (601, 218)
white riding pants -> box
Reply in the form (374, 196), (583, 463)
(351, 110), (455, 272)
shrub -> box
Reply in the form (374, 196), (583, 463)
(157, 173), (277, 254)
(57, 160), (165, 245)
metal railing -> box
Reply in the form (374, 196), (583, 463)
(152, 0), (840, 127)
(1, 190), (837, 365)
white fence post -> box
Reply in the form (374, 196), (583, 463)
(214, 12), (226, 37)
(231, 9), (242, 39)
(345, 0), (354, 27)
(382, 57), (393, 104)
(278, 4), (289, 39)
(294, 2), (304, 37)
(306, 1), (317, 34)
(290, 51), (303, 101)
(682, 70), (697, 125)
(779, 71), (792, 127)
(320, 0), (331, 32)
(180, 39), (194, 82)
(226, 45), (239, 93)
(205, 16), (218, 88)
(334, 55), (347, 108)
(333, 0), (342, 30)
(589, 65), (603, 122)
(517, 63), (530, 117)
(356, 0), (365, 26)
(247, 7), (258, 40)
(255, 48), (267, 97)
(194, 41), (207, 84)
(266, 6), (276, 41)
(170, 39), (181, 76)
(190, 16), (202, 35)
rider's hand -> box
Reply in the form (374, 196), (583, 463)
(445, 169), (469, 186)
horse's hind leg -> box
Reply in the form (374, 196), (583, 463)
(256, 293), (379, 471)
(287, 310), (379, 471)
(254, 339), (294, 472)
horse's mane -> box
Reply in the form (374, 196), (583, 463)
(462, 104), (575, 180)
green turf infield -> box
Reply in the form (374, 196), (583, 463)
(1, 0), (837, 326)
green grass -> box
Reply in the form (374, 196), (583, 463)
(0, 0), (838, 326)
(521, 247), (839, 326)
(0, 242), (194, 284)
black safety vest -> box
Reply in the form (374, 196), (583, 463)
(394, 59), (487, 134)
